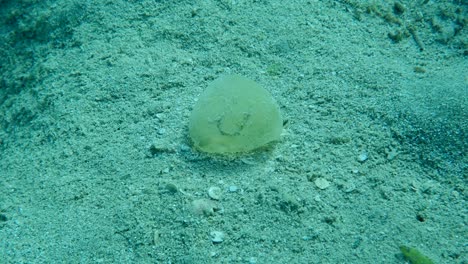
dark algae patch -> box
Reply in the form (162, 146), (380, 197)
(400, 246), (435, 264)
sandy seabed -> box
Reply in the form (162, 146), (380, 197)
(0, 1), (466, 263)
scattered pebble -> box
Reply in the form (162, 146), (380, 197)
(228, 185), (238, 192)
(165, 183), (178, 194)
(210, 231), (225, 243)
(153, 230), (160, 245)
(208, 186), (222, 200)
(314, 178), (330, 190)
(358, 152), (368, 163)
(386, 148), (399, 161)
(157, 128), (166, 135)
(343, 182), (356, 193)
(314, 194), (322, 202)
(155, 113), (166, 120)
(249, 257), (258, 264)
(179, 144), (190, 152)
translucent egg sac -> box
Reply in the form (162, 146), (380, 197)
(188, 74), (283, 154)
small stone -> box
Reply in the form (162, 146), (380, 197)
(358, 153), (368, 163)
(386, 148), (398, 161)
(314, 194), (322, 202)
(165, 183), (178, 194)
(155, 113), (166, 120)
(153, 230), (160, 245)
(314, 178), (330, 190)
(157, 128), (166, 135)
(343, 182), (356, 193)
(210, 231), (225, 243)
(208, 186), (222, 200)
(228, 185), (238, 192)
(249, 257), (258, 264)
(179, 144), (190, 152)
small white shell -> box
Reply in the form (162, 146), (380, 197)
(208, 186), (222, 200)
(210, 231), (225, 243)
(314, 178), (330, 190)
